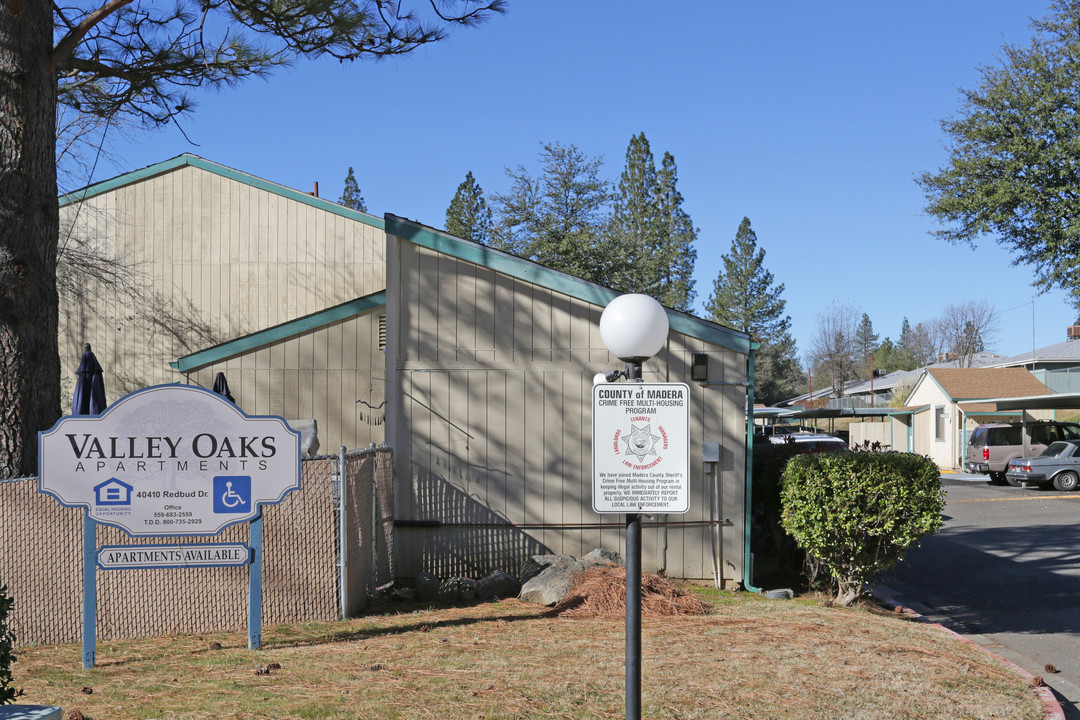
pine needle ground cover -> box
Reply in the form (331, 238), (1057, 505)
(12, 576), (1041, 720)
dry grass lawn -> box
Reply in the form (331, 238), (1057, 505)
(10, 584), (1043, 720)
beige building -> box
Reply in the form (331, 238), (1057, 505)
(59, 158), (756, 585)
(883, 368), (1054, 469)
(383, 216), (753, 583)
(59, 154), (386, 450)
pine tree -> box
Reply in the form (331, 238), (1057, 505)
(873, 337), (898, 374)
(705, 218), (789, 340)
(706, 217), (799, 403)
(490, 142), (615, 284)
(755, 333), (804, 406)
(608, 133), (661, 297)
(339, 167), (367, 212)
(854, 313), (879, 376)
(445, 171), (493, 245)
(652, 151), (697, 311)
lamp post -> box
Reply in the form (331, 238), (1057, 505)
(598, 293), (669, 720)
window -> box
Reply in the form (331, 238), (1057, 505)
(934, 406), (947, 441)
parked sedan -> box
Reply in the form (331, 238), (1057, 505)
(1005, 440), (1080, 491)
(767, 431), (847, 452)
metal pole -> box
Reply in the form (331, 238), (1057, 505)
(371, 448), (379, 595)
(248, 511), (263, 650)
(625, 358), (643, 720)
(338, 445), (348, 619)
(82, 511), (97, 669)
(626, 511), (641, 720)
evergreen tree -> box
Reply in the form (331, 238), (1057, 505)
(705, 217), (789, 340)
(705, 217), (799, 403)
(608, 133), (661, 296)
(652, 151), (697, 311)
(445, 171), (493, 244)
(873, 337), (898, 374)
(339, 167), (367, 212)
(490, 142), (616, 285)
(897, 317), (938, 369)
(607, 134), (696, 310)
(755, 334), (805, 406)
(854, 313), (879, 376)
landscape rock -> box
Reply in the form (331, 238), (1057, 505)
(391, 586), (416, 602)
(477, 569), (521, 600)
(438, 576), (478, 603)
(518, 549), (624, 606)
(519, 553), (578, 585)
(583, 548), (623, 566)
(415, 572), (441, 602)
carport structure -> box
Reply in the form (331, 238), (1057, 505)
(957, 391), (1080, 462)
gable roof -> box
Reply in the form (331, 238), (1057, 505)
(59, 154), (384, 230)
(384, 215), (754, 356)
(173, 292), (386, 372)
(926, 367), (1053, 401)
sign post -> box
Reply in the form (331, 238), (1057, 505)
(593, 380), (689, 719)
(38, 384), (301, 667)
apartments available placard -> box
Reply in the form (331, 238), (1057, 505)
(39, 384), (301, 536)
(592, 382), (690, 514)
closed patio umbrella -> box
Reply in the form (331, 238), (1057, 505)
(72, 343), (106, 415)
(212, 372), (235, 404)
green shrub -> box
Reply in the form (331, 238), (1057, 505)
(0, 582), (20, 705)
(780, 451), (945, 606)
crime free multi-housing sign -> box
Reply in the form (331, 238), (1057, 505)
(592, 382), (689, 514)
(39, 384), (301, 536)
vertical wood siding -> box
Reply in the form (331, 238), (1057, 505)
(183, 311), (384, 453)
(58, 164), (385, 408)
(388, 240), (748, 583)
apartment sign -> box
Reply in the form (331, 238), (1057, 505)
(592, 382), (690, 514)
(39, 384), (301, 536)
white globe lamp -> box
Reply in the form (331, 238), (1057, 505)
(599, 294), (669, 363)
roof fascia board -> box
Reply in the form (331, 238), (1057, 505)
(59, 155), (385, 231)
(919, 370), (949, 400)
(385, 215), (753, 356)
(175, 291), (386, 372)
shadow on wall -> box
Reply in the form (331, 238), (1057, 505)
(404, 469), (550, 581)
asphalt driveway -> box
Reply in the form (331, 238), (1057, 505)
(879, 471), (1080, 718)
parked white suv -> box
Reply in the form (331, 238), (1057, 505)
(965, 421), (1080, 485)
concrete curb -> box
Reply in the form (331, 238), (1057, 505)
(873, 587), (1065, 720)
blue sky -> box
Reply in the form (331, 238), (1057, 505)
(89, 1), (1074, 362)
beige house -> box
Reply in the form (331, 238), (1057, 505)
(59, 159), (756, 586)
(888, 368), (1054, 469)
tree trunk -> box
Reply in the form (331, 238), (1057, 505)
(0, 0), (61, 478)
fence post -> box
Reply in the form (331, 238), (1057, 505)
(371, 444), (379, 594)
(338, 446), (348, 619)
(82, 511), (96, 669)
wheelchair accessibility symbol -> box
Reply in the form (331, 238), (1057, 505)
(213, 476), (252, 514)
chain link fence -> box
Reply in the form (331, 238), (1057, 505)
(0, 446), (393, 647)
